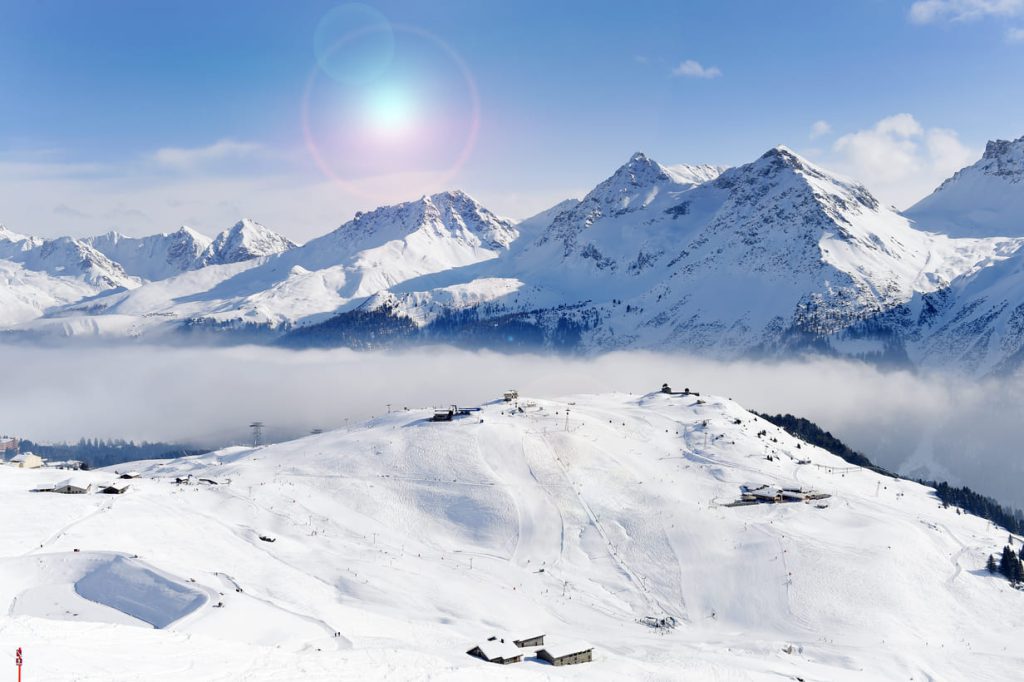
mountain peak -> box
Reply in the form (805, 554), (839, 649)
(982, 134), (1024, 162)
(204, 219), (296, 265)
(174, 225), (209, 241)
(757, 145), (808, 170)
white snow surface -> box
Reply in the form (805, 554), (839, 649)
(1, 390), (1022, 680)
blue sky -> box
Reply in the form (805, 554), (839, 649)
(1, 0), (1023, 240)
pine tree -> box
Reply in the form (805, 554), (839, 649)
(999, 545), (1016, 580)
(987, 554), (998, 574)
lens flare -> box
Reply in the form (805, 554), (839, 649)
(302, 22), (480, 202)
(313, 3), (394, 85)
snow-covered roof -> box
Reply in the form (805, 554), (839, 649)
(539, 640), (592, 659)
(751, 488), (781, 498)
(471, 640), (522, 661)
(56, 478), (92, 490)
(10, 453), (39, 462)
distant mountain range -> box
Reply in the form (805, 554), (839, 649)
(3, 135), (1024, 374)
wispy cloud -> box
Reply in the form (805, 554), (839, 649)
(671, 59), (722, 79)
(809, 120), (832, 140)
(1008, 25), (1024, 39)
(909, 0), (1024, 23)
(152, 139), (264, 170)
(827, 113), (976, 208)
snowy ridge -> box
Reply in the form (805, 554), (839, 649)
(907, 135), (1024, 237)
(1, 389), (1022, 679)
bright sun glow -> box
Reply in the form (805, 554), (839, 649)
(362, 86), (416, 137)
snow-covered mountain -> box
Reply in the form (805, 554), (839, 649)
(27, 190), (521, 335)
(906, 135), (1024, 237)
(314, 147), (1018, 366)
(6, 140), (1024, 372)
(2, 389), (1022, 680)
(0, 226), (140, 325)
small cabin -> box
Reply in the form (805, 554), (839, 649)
(8, 453), (44, 469)
(503, 389), (519, 402)
(118, 471), (141, 480)
(100, 482), (130, 495)
(431, 407), (455, 422)
(53, 479), (92, 494)
(466, 639), (523, 665)
(513, 634), (545, 648)
(537, 641), (593, 666)
(751, 488), (783, 503)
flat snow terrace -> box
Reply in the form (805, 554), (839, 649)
(1, 551), (209, 628)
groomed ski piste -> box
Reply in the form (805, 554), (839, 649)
(1, 388), (1022, 680)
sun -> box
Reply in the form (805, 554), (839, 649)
(362, 85), (417, 138)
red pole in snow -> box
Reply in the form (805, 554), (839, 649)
(15, 647), (22, 682)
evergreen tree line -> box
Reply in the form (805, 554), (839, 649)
(757, 412), (1024, 536)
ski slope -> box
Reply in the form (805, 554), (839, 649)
(0, 390), (1022, 680)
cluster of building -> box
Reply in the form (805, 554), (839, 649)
(729, 483), (831, 506)
(33, 472), (138, 495)
(467, 634), (593, 667)
(430, 405), (482, 422)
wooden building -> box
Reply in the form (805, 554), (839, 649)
(513, 634), (545, 648)
(100, 482), (131, 495)
(466, 639), (523, 665)
(537, 641), (593, 666)
(53, 479), (92, 494)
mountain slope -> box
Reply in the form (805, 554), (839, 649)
(906, 135), (1024, 237)
(1, 389), (1021, 680)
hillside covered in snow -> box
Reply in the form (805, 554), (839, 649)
(1, 388), (1022, 680)
(3, 138), (1024, 372)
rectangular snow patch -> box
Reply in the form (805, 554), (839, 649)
(74, 555), (207, 628)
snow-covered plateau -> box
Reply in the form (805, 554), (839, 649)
(1, 389), (1022, 680)
(4, 136), (1024, 373)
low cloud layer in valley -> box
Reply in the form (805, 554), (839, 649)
(1, 344), (1022, 509)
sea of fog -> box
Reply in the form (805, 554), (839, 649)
(1, 344), (1022, 509)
